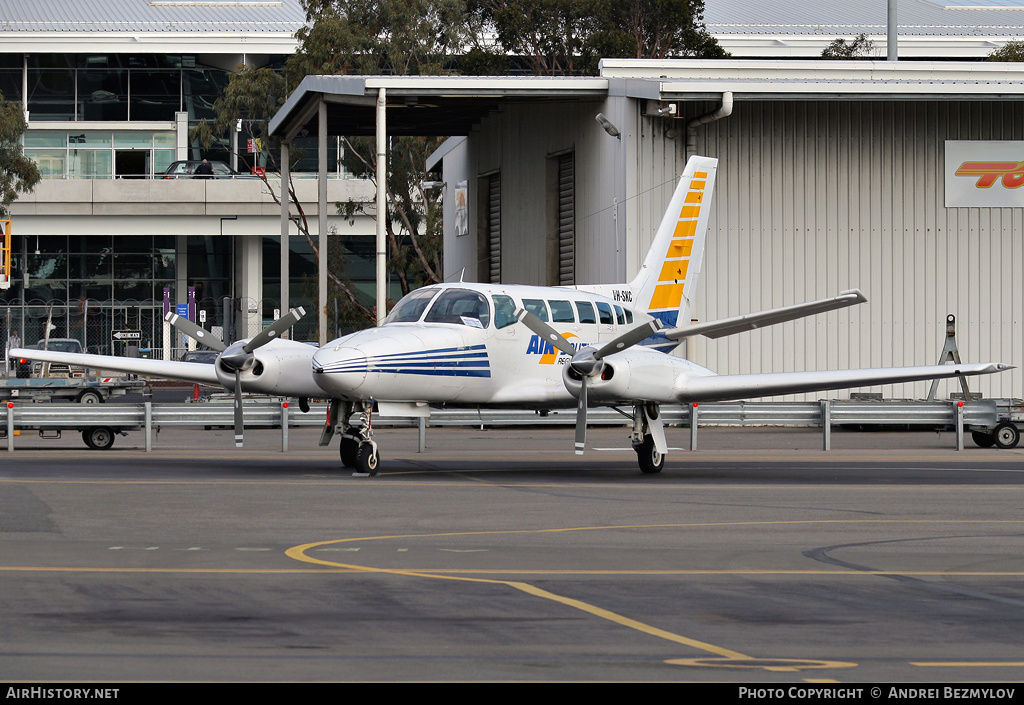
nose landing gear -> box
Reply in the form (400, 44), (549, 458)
(325, 400), (381, 475)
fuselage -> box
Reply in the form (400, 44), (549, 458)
(310, 282), (714, 407)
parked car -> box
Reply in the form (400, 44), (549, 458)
(161, 160), (257, 179)
(26, 339), (87, 378)
(180, 350), (219, 364)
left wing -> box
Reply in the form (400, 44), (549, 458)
(677, 362), (1011, 402)
(8, 348), (220, 385)
(665, 289), (867, 341)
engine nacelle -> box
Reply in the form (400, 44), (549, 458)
(214, 339), (322, 398)
(560, 348), (700, 404)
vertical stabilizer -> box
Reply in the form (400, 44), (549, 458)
(629, 155), (718, 328)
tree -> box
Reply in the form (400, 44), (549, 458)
(0, 91), (41, 217)
(987, 39), (1024, 62)
(284, 0), (459, 309)
(469, 0), (726, 76)
(589, 0), (728, 61)
(821, 33), (876, 60)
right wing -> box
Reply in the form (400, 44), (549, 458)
(678, 362), (1011, 402)
(9, 348), (221, 385)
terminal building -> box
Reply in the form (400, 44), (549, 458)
(0, 0), (373, 354)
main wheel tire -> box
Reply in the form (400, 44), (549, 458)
(993, 422), (1020, 449)
(339, 437), (359, 468)
(82, 427), (115, 450)
(355, 443), (380, 476)
(635, 434), (664, 474)
(77, 390), (103, 404)
(972, 430), (996, 448)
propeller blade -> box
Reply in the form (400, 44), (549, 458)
(243, 307), (305, 354)
(234, 369), (244, 448)
(164, 312), (227, 352)
(593, 319), (663, 360)
(575, 376), (588, 455)
(514, 308), (576, 357)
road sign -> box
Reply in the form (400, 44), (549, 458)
(112, 330), (141, 341)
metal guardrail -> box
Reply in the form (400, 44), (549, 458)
(0, 399), (1004, 453)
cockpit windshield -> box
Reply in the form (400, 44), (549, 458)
(383, 288), (439, 324)
(423, 289), (491, 328)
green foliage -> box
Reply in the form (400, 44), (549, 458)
(285, 0), (471, 82)
(0, 91), (41, 217)
(821, 33), (876, 60)
(987, 39), (1024, 62)
(469, 0), (726, 75)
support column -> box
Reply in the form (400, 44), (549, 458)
(376, 88), (387, 325)
(318, 98), (328, 344)
(280, 141), (290, 323)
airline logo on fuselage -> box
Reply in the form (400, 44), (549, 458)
(525, 333), (589, 364)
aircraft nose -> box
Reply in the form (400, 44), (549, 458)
(312, 345), (368, 396)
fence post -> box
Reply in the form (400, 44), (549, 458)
(689, 403), (699, 451)
(955, 400), (964, 451)
(821, 399), (831, 451)
(281, 401), (289, 452)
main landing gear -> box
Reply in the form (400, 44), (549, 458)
(322, 400), (380, 475)
(629, 401), (667, 474)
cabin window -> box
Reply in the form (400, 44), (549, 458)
(624, 308), (634, 324)
(614, 305), (625, 325)
(522, 298), (549, 322)
(384, 288), (439, 324)
(575, 301), (596, 324)
(549, 299), (575, 323)
(492, 294), (517, 329)
(596, 302), (614, 325)
(424, 289), (491, 328)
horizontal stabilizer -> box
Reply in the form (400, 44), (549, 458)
(8, 348), (220, 385)
(666, 289), (867, 341)
(678, 362), (1011, 402)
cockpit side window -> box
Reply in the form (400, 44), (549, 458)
(596, 302), (614, 325)
(522, 298), (549, 322)
(424, 289), (491, 328)
(492, 294), (517, 329)
(384, 288), (439, 324)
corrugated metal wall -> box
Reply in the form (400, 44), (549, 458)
(636, 99), (1022, 400)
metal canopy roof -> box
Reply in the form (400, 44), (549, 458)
(269, 63), (1024, 142)
(269, 75), (609, 140)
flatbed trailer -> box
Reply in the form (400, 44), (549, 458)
(0, 377), (146, 404)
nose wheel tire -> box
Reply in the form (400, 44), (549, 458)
(355, 443), (380, 476)
(635, 434), (664, 474)
(339, 438), (359, 468)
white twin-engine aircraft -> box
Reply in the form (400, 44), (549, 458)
(10, 156), (1010, 475)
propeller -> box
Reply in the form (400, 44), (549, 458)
(165, 307), (305, 447)
(515, 308), (661, 454)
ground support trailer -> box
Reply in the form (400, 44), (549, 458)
(0, 377), (145, 404)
